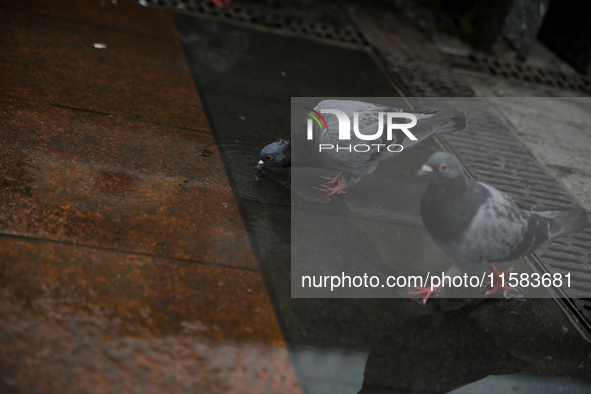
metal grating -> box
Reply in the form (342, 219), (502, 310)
(346, 2), (591, 324)
(144, 0), (365, 45)
(344, 2), (475, 97)
(422, 97), (591, 299)
(427, 98), (591, 320)
(157, 0), (591, 322)
(446, 53), (591, 95)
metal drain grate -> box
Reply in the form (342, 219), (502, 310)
(345, 2), (476, 97)
(417, 98), (591, 301)
(144, 0), (365, 45)
(446, 53), (591, 95)
(346, 2), (591, 325)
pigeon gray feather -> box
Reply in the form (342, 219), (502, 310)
(256, 100), (467, 195)
(412, 151), (588, 303)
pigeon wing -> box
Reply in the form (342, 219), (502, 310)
(294, 101), (466, 181)
(316, 107), (390, 178)
(457, 182), (552, 264)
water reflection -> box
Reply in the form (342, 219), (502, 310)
(360, 302), (528, 393)
(177, 18), (249, 73)
(257, 99), (466, 206)
(176, 13), (591, 394)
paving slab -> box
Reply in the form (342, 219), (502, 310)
(0, 235), (281, 341)
(0, 8), (204, 129)
(0, 1), (301, 392)
(0, 96), (256, 268)
(2, 0), (591, 392)
(0, 0), (178, 41)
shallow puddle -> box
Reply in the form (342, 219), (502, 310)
(177, 12), (591, 394)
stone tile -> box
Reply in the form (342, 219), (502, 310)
(0, 9), (204, 130)
(0, 235), (278, 341)
(0, 314), (301, 393)
(0, 0), (178, 41)
(0, 236), (301, 393)
(0, 97), (257, 269)
(0, 2), (302, 392)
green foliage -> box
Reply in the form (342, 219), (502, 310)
(438, 6), (478, 47)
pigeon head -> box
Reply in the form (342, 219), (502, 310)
(256, 139), (291, 169)
(418, 152), (464, 184)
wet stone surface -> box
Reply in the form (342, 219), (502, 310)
(0, 1), (301, 392)
(0, 97), (256, 268)
(0, 304), (299, 393)
(1, 0), (179, 40)
(177, 11), (591, 394)
(0, 236), (280, 341)
(0, 9), (205, 129)
(0, 236), (300, 392)
(2, 0), (591, 392)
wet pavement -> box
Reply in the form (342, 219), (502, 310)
(455, 73), (591, 211)
(1, 1), (297, 392)
(1, 0), (591, 393)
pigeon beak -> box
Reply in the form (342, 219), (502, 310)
(417, 164), (433, 176)
(255, 160), (264, 170)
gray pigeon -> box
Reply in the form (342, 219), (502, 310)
(256, 100), (467, 195)
(412, 151), (588, 303)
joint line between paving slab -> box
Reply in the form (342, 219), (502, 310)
(0, 5), (181, 45)
(0, 94), (212, 135)
(0, 233), (260, 273)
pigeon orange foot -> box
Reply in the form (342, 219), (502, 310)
(314, 173), (348, 195)
(485, 265), (513, 297)
(320, 172), (346, 186)
(409, 285), (441, 304)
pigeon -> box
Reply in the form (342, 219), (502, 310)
(256, 100), (467, 195)
(411, 151), (589, 303)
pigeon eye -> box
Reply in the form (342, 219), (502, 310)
(266, 155), (273, 161)
(440, 163), (449, 172)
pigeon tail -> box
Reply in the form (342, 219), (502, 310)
(402, 109), (467, 150)
(548, 208), (589, 241)
(431, 108), (468, 136)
